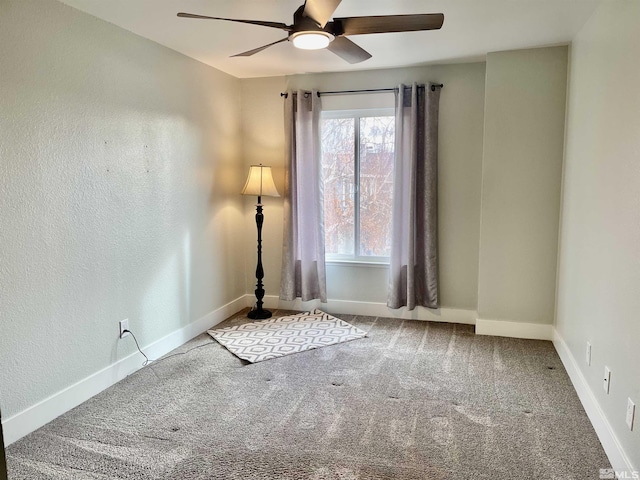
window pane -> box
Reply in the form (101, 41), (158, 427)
(359, 116), (395, 257)
(321, 117), (355, 256)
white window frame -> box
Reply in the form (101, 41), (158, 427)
(321, 108), (395, 266)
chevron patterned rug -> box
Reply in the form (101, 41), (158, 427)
(207, 309), (367, 363)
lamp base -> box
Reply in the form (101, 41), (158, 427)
(247, 308), (272, 320)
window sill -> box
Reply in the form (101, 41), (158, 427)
(326, 259), (389, 268)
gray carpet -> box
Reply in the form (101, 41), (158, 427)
(208, 309), (367, 363)
(6, 310), (610, 479)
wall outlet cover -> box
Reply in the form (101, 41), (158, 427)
(119, 319), (130, 339)
(603, 366), (611, 394)
(627, 398), (635, 431)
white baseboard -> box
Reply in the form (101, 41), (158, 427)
(252, 295), (477, 324)
(553, 328), (635, 474)
(2, 295), (247, 447)
(475, 318), (553, 340)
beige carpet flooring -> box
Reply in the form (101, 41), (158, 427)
(6, 309), (610, 479)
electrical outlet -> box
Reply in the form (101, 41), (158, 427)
(586, 342), (591, 366)
(627, 398), (636, 431)
(603, 366), (611, 394)
(119, 319), (130, 339)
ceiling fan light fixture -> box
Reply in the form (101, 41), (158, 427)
(290, 31), (334, 50)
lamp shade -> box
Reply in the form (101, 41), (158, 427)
(241, 164), (280, 197)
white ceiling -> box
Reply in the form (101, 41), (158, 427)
(58, 0), (601, 79)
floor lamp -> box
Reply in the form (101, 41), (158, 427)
(241, 164), (280, 319)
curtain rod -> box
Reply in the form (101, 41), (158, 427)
(280, 84), (443, 98)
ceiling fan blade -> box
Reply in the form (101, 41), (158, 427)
(302, 0), (342, 28)
(327, 36), (371, 64)
(333, 13), (444, 35)
(177, 12), (291, 31)
(231, 37), (289, 57)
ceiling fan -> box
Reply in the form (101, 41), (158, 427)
(177, 0), (444, 64)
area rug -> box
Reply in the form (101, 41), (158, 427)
(207, 309), (367, 363)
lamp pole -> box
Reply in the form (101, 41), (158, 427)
(249, 195), (271, 319)
(241, 164), (279, 320)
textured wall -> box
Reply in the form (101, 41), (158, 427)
(241, 63), (486, 310)
(477, 46), (567, 325)
(0, 0), (244, 418)
(557, 0), (640, 468)
(240, 76), (288, 298)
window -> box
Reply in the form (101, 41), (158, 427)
(321, 109), (395, 263)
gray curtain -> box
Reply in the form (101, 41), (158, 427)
(280, 90), (327, 302)
(387, 83), (441, 310)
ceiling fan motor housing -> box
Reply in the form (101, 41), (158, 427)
(289, 4), (336, 48)
(293, 4), (330, 33)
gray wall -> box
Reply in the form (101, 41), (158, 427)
(242, 52), (569, 325)
(240, 76), (288, 300)
(477, 47), (568, 325)
(0, 0), (244, 419)
(241, 63), (487, 312)
(557, 0), (640, 468)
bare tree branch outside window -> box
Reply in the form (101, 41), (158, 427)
(321, 114), (394, 259)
